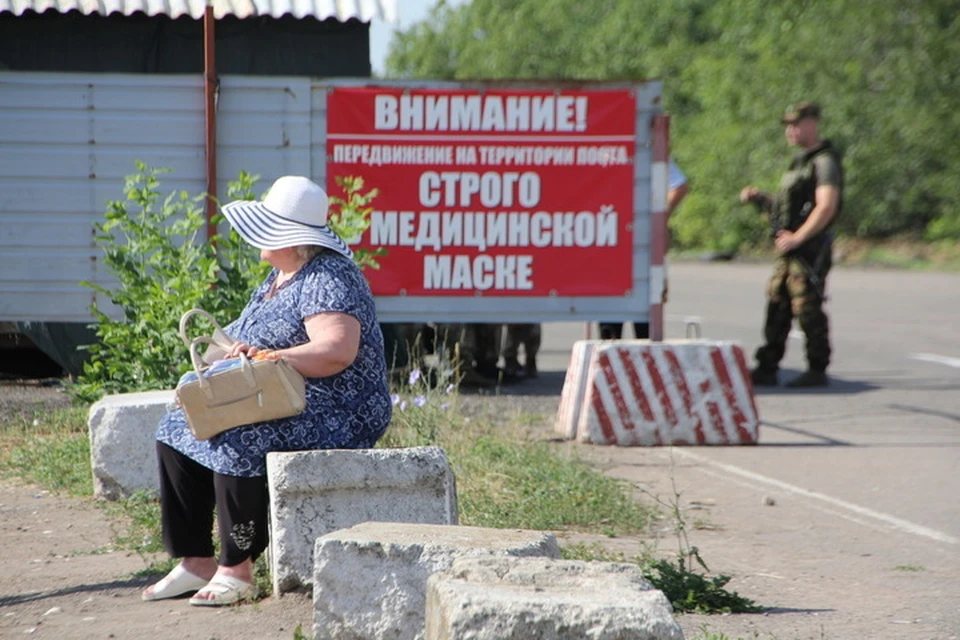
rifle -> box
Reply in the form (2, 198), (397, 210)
(793, 252), (828, 301)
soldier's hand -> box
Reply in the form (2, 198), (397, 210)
(775, 230), (801, 253)
(739, 186), (760, 203)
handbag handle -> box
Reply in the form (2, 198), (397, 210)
(188, 336), (258, 401)
(179, 308), (235, 351)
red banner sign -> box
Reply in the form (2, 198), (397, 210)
(326, 87), (636, 297)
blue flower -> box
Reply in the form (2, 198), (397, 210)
(445, 383), (455, 395)
(400, 400), (409, 412)
(414, 395), (427, 407)
(408, 368), (422, 386)
(390, 393), (400, 406)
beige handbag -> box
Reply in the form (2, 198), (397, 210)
(178, 308), (236, 366)
(175, 309), (307, 440)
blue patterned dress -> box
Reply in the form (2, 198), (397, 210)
(156, 251), (392, 477)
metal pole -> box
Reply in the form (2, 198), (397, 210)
(203, 3), (218, 242)
(649, 114), (670, 341)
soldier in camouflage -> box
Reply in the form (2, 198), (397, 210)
(740, 102), (843, 388)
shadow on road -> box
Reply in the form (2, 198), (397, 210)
(887, 403), (960, 424)
(760, 420), (960, 448)
(759, 606), (837, 615)
(0, 576), (149, 608)
(457, 370), (566, 397)
(759, 421), (852, 446)
(753, 369), (880, 395)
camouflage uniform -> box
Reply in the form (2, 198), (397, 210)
(501, 323), (541, 378)
(756, 249), (833, 374)
(753, 140), (843, 377)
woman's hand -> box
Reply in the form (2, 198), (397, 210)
(227, 342), (277, 360)
(227, 341), (250, 358)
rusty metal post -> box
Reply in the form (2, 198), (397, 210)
(203, 3), (218, 242)
(649, 114), (670, 341)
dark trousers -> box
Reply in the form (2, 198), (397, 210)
(754, 254), (832, 373)
(501, 324), (541, 364)
(598, 322), (650, 340)
(156, 442), (269, 567)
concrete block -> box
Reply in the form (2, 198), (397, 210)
(267, 447), (459, 595)
(425, 556), (685, 640)
(555, 340), (609, 439)
(312, 522), (560, 640)
(88, 390), (175, 500)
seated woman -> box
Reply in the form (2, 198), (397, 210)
(142, 176), (392, 606)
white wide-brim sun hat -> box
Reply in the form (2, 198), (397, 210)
(221, 176), (353, 259)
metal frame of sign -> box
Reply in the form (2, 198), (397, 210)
(314, 79), (667, 329)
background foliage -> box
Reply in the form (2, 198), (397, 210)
(386, 0), (960, 252)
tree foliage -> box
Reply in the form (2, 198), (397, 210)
(386, 0), (960, 251)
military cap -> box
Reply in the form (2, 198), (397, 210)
(781, 101), (821, 124)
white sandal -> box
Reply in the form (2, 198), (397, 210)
(141, 565), (209, 601)
(188, 575), (256, 607)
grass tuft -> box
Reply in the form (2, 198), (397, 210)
(0, 406), (92, 495)
(455, 435), (652, 534)
(892, 564), (925, 572)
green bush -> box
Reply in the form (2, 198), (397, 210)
(70, 164), (381, 403)
(68, 164), (266, 403)
(925, 210), (960, 242)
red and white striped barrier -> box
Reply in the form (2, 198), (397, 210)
(555, 340), (760, 446)
(555, 340), (606, 440)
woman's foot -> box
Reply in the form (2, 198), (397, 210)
(188, 559), (255, 605)
(141, 557), (217, 601)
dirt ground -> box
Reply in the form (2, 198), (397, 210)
(0, 479), (316, 639)
(1, 383), (958, 640)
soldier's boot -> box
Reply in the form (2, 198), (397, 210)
(794, 307), (830, 389)
(458, 367), (498, 388)
(785, 370), (828, 388)
(524, 355), (538, 379)
(503, 356), (524, 378)
(750, 367), (779, 387)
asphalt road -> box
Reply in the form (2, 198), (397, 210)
(503, 260), (959, 638)
(530, 261), (960, 541)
